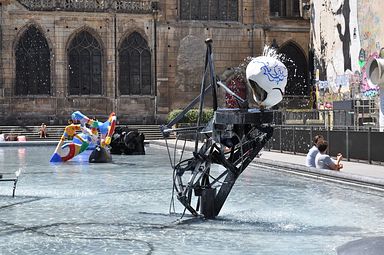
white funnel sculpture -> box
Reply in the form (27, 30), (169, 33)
(246, 56), (288, 108)
(366, 58), (384, 131)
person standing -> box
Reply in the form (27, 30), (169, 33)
(315, 141), (343, 171)
(305, 135), (324, 167)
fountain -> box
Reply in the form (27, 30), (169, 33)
(161, 39), (288, 218)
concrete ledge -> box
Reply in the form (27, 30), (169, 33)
(0, 141), (57, 147)
(150, 139), (199, 152)
(252, 157), (384, 191)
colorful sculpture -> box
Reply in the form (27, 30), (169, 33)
(50, 111), (117, 163)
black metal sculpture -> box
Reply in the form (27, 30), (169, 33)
(110, 127), (145, 155)
(161, 39), (287, 218)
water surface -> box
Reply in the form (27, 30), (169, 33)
(0, 145), (383, 254)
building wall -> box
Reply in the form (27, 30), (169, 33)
(312, 0), (384, 86)
(312, 0), (383, 106)
(0, 0), (310, 125)
(156, 0), (310, 116)
(0, 1), (156, 124)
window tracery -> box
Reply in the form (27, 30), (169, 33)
(119, 32), (152, 95)
(15, 25), (51, 96)
(68, 31), (102, 95)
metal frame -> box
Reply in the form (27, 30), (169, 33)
(0, 171), (21, 197)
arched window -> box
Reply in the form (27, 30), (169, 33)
(119, 32), (151, 95)
(68, 30), (102, 95)
(15, 25), (51, 95)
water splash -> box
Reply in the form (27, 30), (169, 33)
(263, 45), (281, 59)
(262, 45), (288, 62)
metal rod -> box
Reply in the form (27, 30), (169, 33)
(368, 127), (371, 164)
(293, 126), (296, 155)
(217, 81), (247, 104)
(279, 126), (282, 152)
(346, 126), (350, 161)
(195, 46), (209, 152)
(205, 38), (218, 111)
(310, 126), (313, 147)
(12, 179), (18, 197)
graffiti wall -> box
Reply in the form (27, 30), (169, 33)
(357, 0), (383, 96)
(312, 0), (361, 108)
(312, 0), (360, 78)
(312, 0), (384, 109)
(312, 0), (384, 128)
(358, 0), (383, 57)
(357, 0), (384, 130)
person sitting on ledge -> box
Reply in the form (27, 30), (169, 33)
(315, 141), (343, 171)
(39, 123), (47, 138)
(305, 134), (324, 167)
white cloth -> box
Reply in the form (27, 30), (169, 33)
(305, 145), (319, 167)
(315, 153), (336, 170)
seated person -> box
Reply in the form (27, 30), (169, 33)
(315, 141), (343, 171)
(305, 135), (324, 167)
(39, 123), (47, 138)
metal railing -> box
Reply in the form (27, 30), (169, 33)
(272, 108), (380, 130)
(266, 125), (384, 164)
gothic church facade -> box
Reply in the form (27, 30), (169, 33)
(0, 0), (310, 125)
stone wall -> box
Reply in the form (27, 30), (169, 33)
(0, 0), (310, 125)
